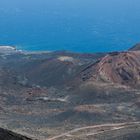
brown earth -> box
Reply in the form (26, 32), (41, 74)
(95, 51), (140, 87)
(0, 46), (139, 140)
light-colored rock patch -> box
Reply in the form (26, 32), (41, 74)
(57, 56), (74, 62)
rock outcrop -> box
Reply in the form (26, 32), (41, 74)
(129, 43), (140, 51)
(0, 128), (32, 140)
(94, 51), (140, 87)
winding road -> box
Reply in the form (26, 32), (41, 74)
(46, 122), (140, 140)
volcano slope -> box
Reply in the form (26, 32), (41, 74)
(0, 47), (140, 140)
(0, 127), (33, 140)
(84, 51), (140, 87)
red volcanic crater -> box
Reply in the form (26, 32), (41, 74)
(94, 51), (140, 87)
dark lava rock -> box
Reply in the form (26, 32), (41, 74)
(129, 43), (140, 51)
(0, 128), (32, 140)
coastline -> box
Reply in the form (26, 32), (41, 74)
(0, 45), (123, 55)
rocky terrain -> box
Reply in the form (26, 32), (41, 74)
(0, 127), (32, 140)
(0, 45), (140, 140)
(96, 51), (140, 85)
(129, 43), (140, 51)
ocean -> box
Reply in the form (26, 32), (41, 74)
(0, 0), (140, 52)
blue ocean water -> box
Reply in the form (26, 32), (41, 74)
(0, 0), (140, 52)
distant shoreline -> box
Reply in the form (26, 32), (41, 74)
(0, 43), (137, 54)
(0, 45), (110, 54)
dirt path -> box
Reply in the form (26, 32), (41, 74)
(46, 122), (140, 140)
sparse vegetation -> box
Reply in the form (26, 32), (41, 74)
(0, 46), (139, 140)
